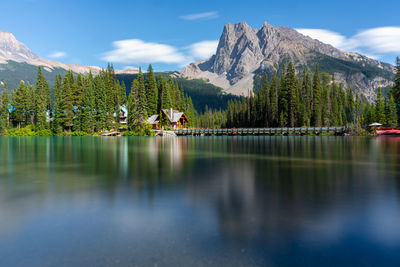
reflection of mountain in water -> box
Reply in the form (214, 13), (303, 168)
(2, 137), (400, 265)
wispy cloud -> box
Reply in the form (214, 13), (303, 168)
(186, 40), (219, 60)
(296, 29), (358, 51)
(296, 27), (400, 59)
(101, 39), (219, 67)
(48, 51), (67, 59)
(102, 39), (186, 65)
(354, 27), (400, 54)
(180, 11), (218, 21)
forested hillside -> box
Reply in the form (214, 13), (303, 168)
(116, 73), (239, 113)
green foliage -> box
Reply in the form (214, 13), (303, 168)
(123, 123), (154, 136)
(5, 125), (53, 136)
(0, 84), (9, 133)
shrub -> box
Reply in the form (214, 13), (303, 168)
(124, 123), (154, 136)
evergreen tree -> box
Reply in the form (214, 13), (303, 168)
(35, 67), (50, 130)
(62, 71), (75, 131)
(145, 65), (158, 115)
(386, 94), (398, 126)
(312, 65), (322, 126)
(81, 73), (96, 133)
(375, 87), (385, 124)
(136, 68), (148, 122)
(285, 62), (298, 127)
(127, 80), (140, 130)
(0, 84), (9, 132)
(269, 71), (278, 126)
(52, 75), (63, 133)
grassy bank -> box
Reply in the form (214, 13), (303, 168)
(2, 125), (155, 137)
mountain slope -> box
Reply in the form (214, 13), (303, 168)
(180, 21), (395, 101)
(0, 31), (137, 89)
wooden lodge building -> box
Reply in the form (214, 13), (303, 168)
(147, 109), (189, 129)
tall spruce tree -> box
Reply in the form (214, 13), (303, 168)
(375, 87), (385, 124)
(136, 68), (148, 123)
(0, 85), (9, 132)
(312, 65), (322, 126)
(286, 62), (298, 127)
(145, 65), (158, 115)
(81, 73), (96, 133)
(35, 67), (50, 130)
(62, 71), (75, 131)
(386, 94), (398, 126)
(52, 75), (63, 133)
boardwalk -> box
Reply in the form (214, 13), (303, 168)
(175, 127), (347, 136)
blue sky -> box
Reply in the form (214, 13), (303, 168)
(1, 0), (399, 71)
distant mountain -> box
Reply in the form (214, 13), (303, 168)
(0, 31), (137, 89)
(180, 21), (395, 101)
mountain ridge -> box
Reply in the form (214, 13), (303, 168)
(180, 21), (395, 101)
(0, 31), (138, 89)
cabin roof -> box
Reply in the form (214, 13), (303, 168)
(162, 109), (186, 123)
(147, 114), (159, 125)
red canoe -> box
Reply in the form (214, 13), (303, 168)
(376, 129), (400, 135)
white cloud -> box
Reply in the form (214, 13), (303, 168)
(296, 29), (358, 51)
(48, 51), (67, 59)
(102, 39), (219, 67)
(296, 27), (400, 59)
(101, 39), (187, 65)
(180, 11), (218, 21)
(187, 40), (219, 60)
(354, 27), (400, 54)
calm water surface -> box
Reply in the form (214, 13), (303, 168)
(1, 136), (400, 266)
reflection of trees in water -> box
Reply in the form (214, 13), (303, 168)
(2, 136), (400, 244)
(0, 137), (194, 196)
(183, 137), (400, 244)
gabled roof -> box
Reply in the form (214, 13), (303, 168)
(147, 114), (159, 125)
(162, 109), (187, 123)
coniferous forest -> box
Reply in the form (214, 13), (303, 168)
(0, 65), (196, 136)
(0, 58), (400, 135)
(198, 58), (400, 131)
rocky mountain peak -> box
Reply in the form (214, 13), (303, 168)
(0, 31), (38, 63)
(180, 21), (395, 100)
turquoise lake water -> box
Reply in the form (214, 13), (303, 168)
(1, 136), (400, 266)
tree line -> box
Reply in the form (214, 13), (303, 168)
(0, 65), (197, 135)
(198, 58), (400, 130)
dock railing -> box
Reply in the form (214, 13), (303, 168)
(175, 127), (347, 136)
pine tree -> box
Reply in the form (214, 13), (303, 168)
(286, 62), (298, 127)
(136, 68), (148, 123)
(127, 80), (140, 130)
(269, 71), (278, 126)
(120, 81), (127, 105)
(73, 74), (85, 131)
(375, 87), (385, 124)
(35, 67), (50, 130)
(312, 65), (322, 126)
(0, 84), (9, 132)
(386, 94), (398, 126)
(161, 77), (172, 110)
(62, 71), (75, 131)
(52, 75), (63, 133)
(145, 65), (158, 115)
(81, 73), (96, 133)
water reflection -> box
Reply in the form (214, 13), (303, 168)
(1, 136), (400, 266)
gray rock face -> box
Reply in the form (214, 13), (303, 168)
(180, 21), (395, 100)
(0, 31), (137, 75)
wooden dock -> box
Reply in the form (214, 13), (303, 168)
(101, 131), (122, 136)
(175, 127), (347, 136)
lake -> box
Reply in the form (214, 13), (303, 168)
(1, 136), (400, 266)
